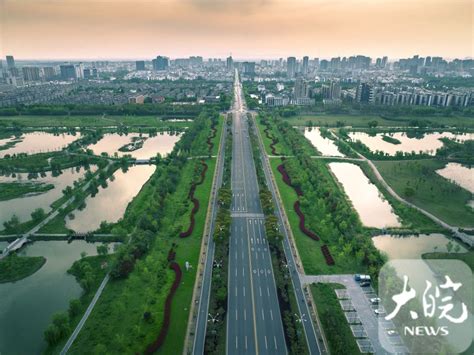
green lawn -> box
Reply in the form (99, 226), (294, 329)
(0, 254), (46, 283)
(211, 115), (224, 156)
(0, 182), (54, 201)
(311, 283), (362, 355)
(255, 117), (292, 156)
(374, 159), (474, 228)
(270, 159), (367, 275)
(287, 114), (474, 128)
(0, 115), (191, 128)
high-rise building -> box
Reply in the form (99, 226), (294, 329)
(294, 77), (309, 98)
(226, 56), (233, 71)
(153, 56), (169, 71)
(242, 62), (256, 75)
(6, 55), (15, 69)
(60, 64), (77, 80)
(42, 67), (56, 81)
(302, 56), (309, 75)
(322, 81), (341, 100)
(356, 83), (374, 103)
(381, 56), (388, 68)
(287, 57), (296, 78)
(22, 67), (41, 81)
(136, 60), (145, 71)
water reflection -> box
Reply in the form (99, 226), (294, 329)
(329, 162), (401, 228)
(436, 163), (473, 193)
(66, 165), (155, 232)
(372, 233), (466, 259)
(0, 241), (102, 354)
(0, 166), (94, 227)
(304, 127), (344, 156)
(88, 132), (181, 159)
(349, 131), (472, 156)
(0, 132), (81, 158)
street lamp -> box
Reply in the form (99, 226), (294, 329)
(208, 313), (219, 323)
(295, 313), (307, 323)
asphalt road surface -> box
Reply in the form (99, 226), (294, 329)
(226, 71), (287, 355)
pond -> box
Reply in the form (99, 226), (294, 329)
(348, 131), (473, 156)
(0, 166), (95, 228)
(328, 162), (401, 228)
(66, 165), (155, 232)
(88, 132), (182, 159)
(436, 162), (473, 193)
(0, 240), (103, 354)
(372, 233), (466, 260)
(0, 132), (81, 158)
(304, 127), (344, 156)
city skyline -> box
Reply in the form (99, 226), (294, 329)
(1, 0), (472, 60)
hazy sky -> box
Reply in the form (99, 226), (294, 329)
(1, 0), (472, 60)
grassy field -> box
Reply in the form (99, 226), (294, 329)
(255, 117), (292, 156)
(211, 115), (224, 156)
(0, 115), (192, 128)
(287, 114), (474, 128)
(0, 182), (54, 201)
(62, 158), (216, 354)
(270, 159), (368, 275)
(374, 159), (474, 228)
(0, 254), (46, 283)
(311, 283), (361, 354)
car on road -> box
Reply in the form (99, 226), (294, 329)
(370, 297), (381, 304)
(387, 329), (398, 336)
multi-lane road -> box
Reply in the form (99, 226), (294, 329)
(226, 71), (287, 354)
(192, 70), (324, 355)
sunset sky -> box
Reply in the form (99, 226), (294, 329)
(1, 0), (472, 60)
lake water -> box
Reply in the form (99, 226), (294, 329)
(0, 241), (101, 354)
(329, 162), (401, 228)
(304, 128), (344, 156)
(0, 132), (81, 158)
(436, 163), (473, 193)
(66, 165), (155, 232)
(348, 131), (473, 156)
(88, 132), (182, 159)
(0, 166), (94, 228)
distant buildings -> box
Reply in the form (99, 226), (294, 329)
(6, 55), (15, 69)
(42, 67), (56, 80)
(294, 77), (309, 98)
(136, 60), (145, 71)
(356, 83), (374, 103)
(128, 95), (146, 104)
(321, 81), (341, 101)
(60, 64), (77, 80)
(302, 56), (309, 75)
(226, 56), (233, 71)
(152, 56), (169, 71)
(22, 67), (41, 81)
(242, 62), (255, 75)
(287, 57), (296, 78)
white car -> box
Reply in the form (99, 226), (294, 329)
(370, 297), (381, 304)
(374, 309), (385, 316)
(387, 329), (398, 336)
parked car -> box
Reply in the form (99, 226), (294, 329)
(370, 297), (381, 305)
(360, 281), (371, 287)
(374, 309), (385, 316)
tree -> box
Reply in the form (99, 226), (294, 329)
(97, 244), (109, 256)
(44, 324), (61, 345)
(68, 299), (81, 318)
(368, 120), (378, 128)
(3, 214), (20, 233)
(31, 208), (46, 222)
(404, 187), (415, 198)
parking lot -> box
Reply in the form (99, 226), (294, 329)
(301, 274), (408, 354)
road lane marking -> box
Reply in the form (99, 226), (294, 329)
(236, 309), (238, 320)
(261, 309), (265, 320)
(270, 309), (274, 320)
(245, 336), (248, 350)
(264, 336), (268, 349)
(259, 287), (262, 297)
(274, 336), (278, 350)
